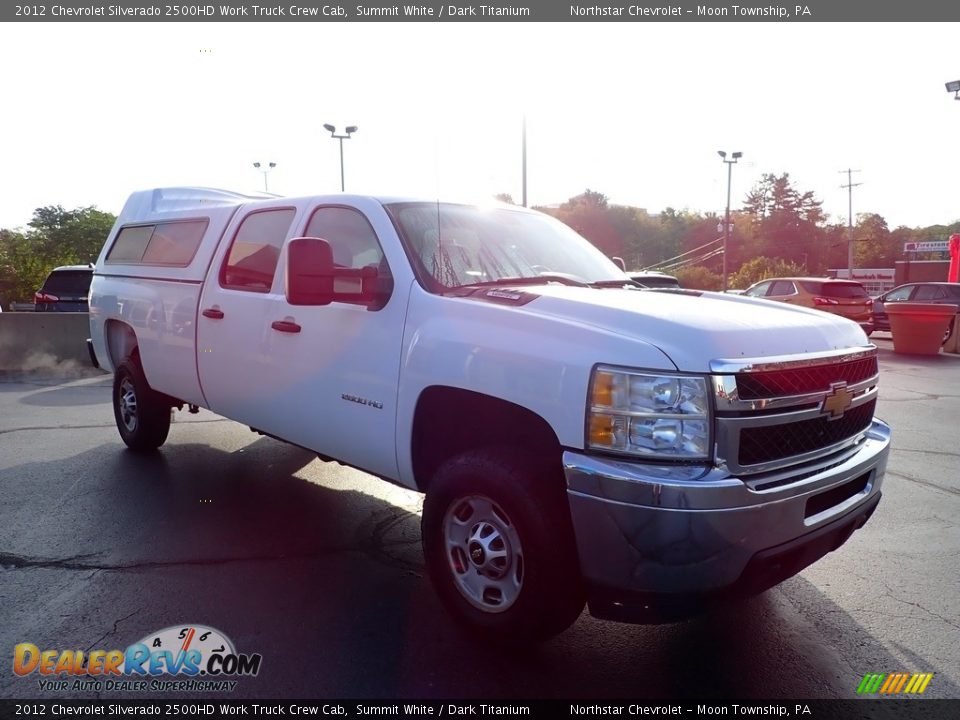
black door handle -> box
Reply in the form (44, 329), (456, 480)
(271, 320), (301, 334)
(202, 308), (224, 319)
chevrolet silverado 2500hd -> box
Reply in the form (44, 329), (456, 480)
(89, 188), (891, 642)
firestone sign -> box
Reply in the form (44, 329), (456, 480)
(904, 241), (949, 252)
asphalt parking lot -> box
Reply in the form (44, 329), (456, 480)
(1, 334), (958, 701)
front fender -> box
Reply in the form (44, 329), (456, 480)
(394, 287), (675, 487)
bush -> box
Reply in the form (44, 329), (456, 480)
(728, 257), (807, 290)
(675, 266), (722, 291)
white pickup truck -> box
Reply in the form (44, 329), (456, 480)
(89, 187), (890, 642)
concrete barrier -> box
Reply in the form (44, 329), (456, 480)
(0, 312), (98, 374)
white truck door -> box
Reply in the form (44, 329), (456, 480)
(261, 204), (407, 480)
(197, 206), (300, 430)
(208, 204), (407, 481)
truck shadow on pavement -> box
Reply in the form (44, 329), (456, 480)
(1, 434), (955, 701)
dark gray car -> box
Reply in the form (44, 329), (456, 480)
(873, 282), (960, 340)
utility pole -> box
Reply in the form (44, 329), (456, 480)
(840, 169), (862, 276)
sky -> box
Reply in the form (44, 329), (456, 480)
(1, 22), (959, 232)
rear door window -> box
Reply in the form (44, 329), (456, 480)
(769, 280), (797, 296)
(221, 208), (296, 292)
(914, 285), (946, 301)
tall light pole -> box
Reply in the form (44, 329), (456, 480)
(252, 161), (276, 192)
(718, 150), (741, 293)
(323, 123), (357, 191)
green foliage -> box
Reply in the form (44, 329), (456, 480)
(744, 173), (824, 224)
(740, 173), (826, 269)
(729, 257), (808, 290)
(548, 189), (622, 258)
(0, 205), (115, 306)
(675, 266), (722, 291)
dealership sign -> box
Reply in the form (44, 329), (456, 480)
(904, 241), (949, 252)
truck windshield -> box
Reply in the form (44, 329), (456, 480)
(384, 202), (627, 292)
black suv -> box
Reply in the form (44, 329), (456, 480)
(34, 265), (94, 312)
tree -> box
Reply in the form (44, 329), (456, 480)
(28, 205), (115, 265)
(744, 173), (824, 224)
(742, 173), (826, 268)
(728, 256), (807, 290)
(0, 205), (115, 306)
(550, 189), (622, 258)
(852, 213), (894, 267)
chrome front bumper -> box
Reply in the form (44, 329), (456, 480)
(564, 418), (891, 621)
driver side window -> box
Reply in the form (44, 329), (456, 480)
(303, 206), (394, 309)
(884, 286), (914, 302)
(305, 206), (387, 272)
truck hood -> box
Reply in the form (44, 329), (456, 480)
(524, 286), (870, 372)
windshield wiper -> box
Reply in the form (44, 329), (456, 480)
(464, 274), (591, 288)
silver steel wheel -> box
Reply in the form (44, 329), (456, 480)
(443, 495), (524, 613)
(118, 377), (138, 433)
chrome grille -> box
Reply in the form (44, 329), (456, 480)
(739, 399), (876, 466)
(736, 355), (878, 400)
(712, 347), (880, 475)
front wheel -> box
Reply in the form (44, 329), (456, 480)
(421, 449), (585, 644)
(113, 357), (171, 452)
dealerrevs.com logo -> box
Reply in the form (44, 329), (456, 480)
(13, 624), (262, 693)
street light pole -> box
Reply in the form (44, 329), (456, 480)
(718, 150), (742, 293)
(323, 123), (358, 191)
(252, 161), (276, 192)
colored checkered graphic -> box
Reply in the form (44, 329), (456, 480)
(856, 672), (934, 694)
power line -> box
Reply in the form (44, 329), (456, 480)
(658, 246), (725, 272)
(640, 236), (722, 271)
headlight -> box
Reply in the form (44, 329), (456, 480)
(587, 367), (712, 460)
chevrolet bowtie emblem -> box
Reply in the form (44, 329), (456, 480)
(822, 382), (854, 420)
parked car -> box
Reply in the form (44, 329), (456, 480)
(872, 282), (960, 341)
(34, 265), (94, 312)
(743, 277), (874, 334)
(628, 271), (681, 289)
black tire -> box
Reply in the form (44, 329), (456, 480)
(422, 448), (585, 644)
(943, 318), (955, 346)
(113, 356), (171, 452)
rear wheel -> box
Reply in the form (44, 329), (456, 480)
(113, 357), (171, 452)
(422, 448), (585, 644)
